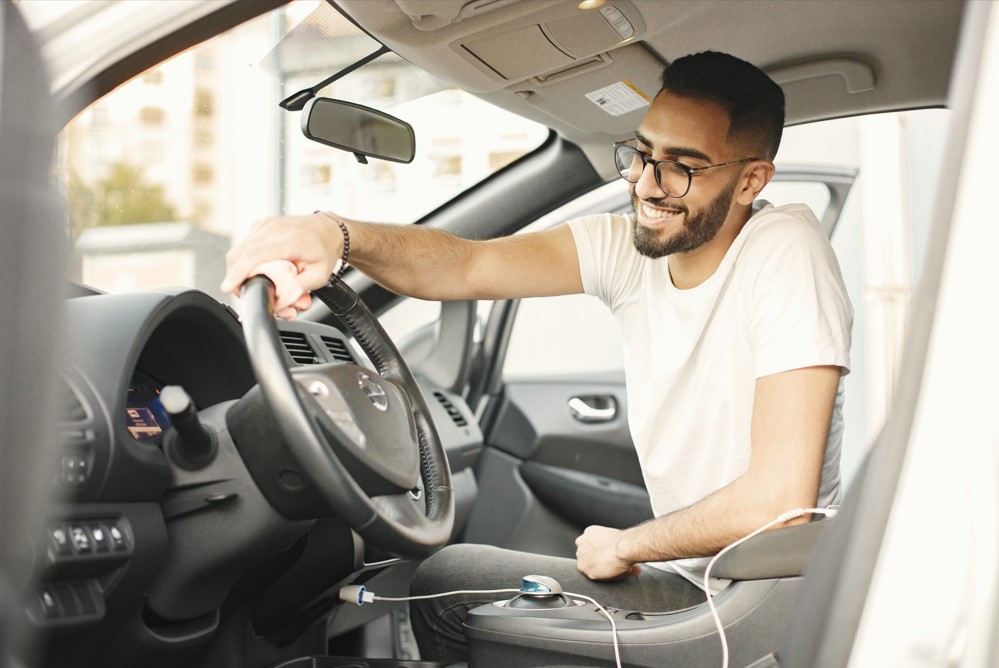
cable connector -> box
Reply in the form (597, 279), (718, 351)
(339, 584), (375, 606)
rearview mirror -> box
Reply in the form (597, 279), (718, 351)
(301, 98), (415, 164)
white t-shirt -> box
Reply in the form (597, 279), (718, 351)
(568, 201), (853, 590)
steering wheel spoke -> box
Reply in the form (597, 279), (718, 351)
(291, 364), (421, 495)
(371, 487), (436, 533)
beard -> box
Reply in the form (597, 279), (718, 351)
(631, 177), (736, 258)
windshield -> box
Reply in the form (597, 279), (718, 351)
(54, 1), (548, 301)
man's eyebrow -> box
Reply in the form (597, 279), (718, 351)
(633, 130), (713, 163)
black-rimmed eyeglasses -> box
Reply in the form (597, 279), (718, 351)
(612, 142), (759, 198)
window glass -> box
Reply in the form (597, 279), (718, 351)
(378, 298), (441, 350)
(379, 298), (494, 365)
(763, 181), (829, 219)
(504, 295), (624, 378)
(57, 1), (548, 303)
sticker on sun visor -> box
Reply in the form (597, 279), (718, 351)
(585, 81), (652, 116)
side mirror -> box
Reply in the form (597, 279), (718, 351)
(301, 98), (415, 164)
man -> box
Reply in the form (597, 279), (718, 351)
(222, 51), (852, 661)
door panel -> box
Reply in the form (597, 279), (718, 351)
(463, 374), (652, 557)
(489, 379), (640, 485)
(519, 461), (653, 530)
(462, 447), (583, 558)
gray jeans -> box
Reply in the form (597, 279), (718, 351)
(409, 544), (706, 662)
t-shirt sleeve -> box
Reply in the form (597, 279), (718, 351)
(568, 213), (642, 312)
(740, 213), (854, 378)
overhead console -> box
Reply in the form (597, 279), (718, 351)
(454, 1), (645, 83)
(342, 0), (650, 92)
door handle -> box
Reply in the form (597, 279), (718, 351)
(568, 396), (617, 423)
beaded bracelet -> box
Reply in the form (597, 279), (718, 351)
(315, 211), (350, 282)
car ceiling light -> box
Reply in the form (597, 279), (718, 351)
(578, 0), (606, 10)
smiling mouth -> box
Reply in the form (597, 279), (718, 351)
(638, 202), (684, 226)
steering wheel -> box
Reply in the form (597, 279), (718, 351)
(239, 275), (454, 558)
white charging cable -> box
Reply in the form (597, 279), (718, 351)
(339, 585), (522, 605)
(703, 506), (839, 668)
(562, 591), (621, 668)
(339, 585), (623, 668)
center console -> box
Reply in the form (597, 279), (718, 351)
(463, 522), (828, 667)
(464, 578), (798, 667)
(276, 522), (827, 667)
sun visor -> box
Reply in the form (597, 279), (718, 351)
(512, 43), (662, 134)
(470, 41), (663, 176)
(457, 1), (645, 84)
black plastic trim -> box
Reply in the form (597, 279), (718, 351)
(519, 461), (652, 531)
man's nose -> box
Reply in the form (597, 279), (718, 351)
(634, 161), (666, 201)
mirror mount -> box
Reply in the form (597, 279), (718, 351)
(280, 89), (316, 112)
(279, 45), (390, 111)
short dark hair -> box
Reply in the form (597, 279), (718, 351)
(660, 51), (785, 160)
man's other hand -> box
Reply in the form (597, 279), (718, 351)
(575, 525), (641, 581)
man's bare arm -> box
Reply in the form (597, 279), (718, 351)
(347, 218), (583, 300)
(221, 211), (583, 304)
(575, 365), (842, 580)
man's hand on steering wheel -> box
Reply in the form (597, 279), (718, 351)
(221, 211), (349, 319)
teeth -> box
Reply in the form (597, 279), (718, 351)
(641, 204), (681, 220)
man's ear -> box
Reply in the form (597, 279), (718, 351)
(735, 161), (776, 206)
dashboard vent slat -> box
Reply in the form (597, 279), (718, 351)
(279, 331), (320, 365)
(433, 391), (467, 427)
(320, 335), (355, 364)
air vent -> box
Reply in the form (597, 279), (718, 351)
(60, 380), (87, 422)
(279, 331), (320, 365)
(320, 335), (355, 364)
(433, 391), (467, 427)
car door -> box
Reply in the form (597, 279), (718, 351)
(460, 166), (858, 558)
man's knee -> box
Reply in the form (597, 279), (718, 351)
(411, 543), (511, 596)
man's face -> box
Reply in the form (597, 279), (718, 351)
(631, 173), (737, 258)
(629, 93), (745, 259)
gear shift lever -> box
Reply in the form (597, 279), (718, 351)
(161, 385), (216, 468)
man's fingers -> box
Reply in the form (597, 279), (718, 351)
(293, 293), (313, 312)
(221, 255), (260, 295)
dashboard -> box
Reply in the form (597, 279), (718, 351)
(38, 288), (483, 667)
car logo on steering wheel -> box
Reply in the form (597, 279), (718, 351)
(357, 372), (389, 412)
